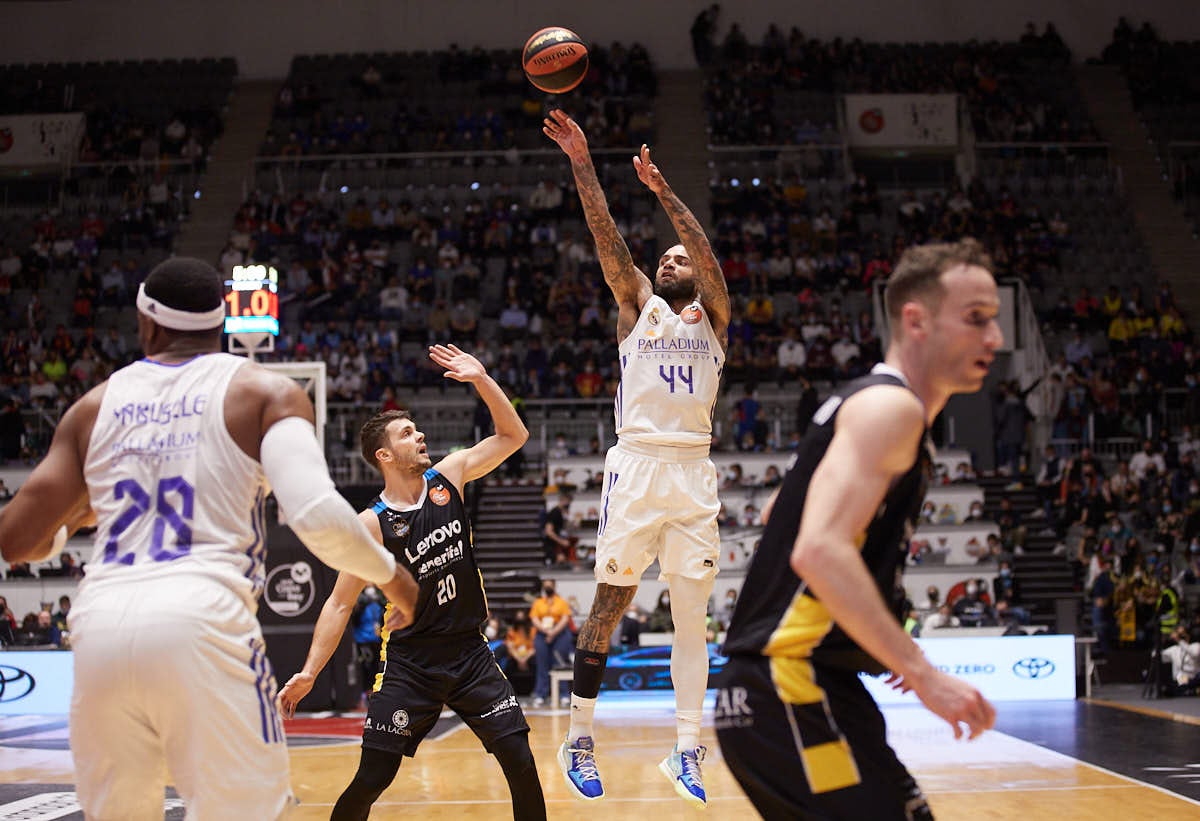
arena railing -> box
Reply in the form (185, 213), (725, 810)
(974, 142), (1113, 182)
(1165, 141), (1200, 231)
(0, 158), (202, 215)
(249, 148), (641, 196)
(321, 391), (808, 484)
(705, 144), (851, 184)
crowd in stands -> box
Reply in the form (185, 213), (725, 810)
(260, 43), (656, 157)
(0, 593), (72, 649)
(0, 57), (232, 455)
(1, 252), (150, 454)
(701, 16), (1094, 146)
(1042, 433), (1200, 655)
(1, 58), (232, 165)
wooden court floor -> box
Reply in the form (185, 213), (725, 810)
(3, 694), (1200, 819)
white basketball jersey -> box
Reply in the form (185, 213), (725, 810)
(615, 295), (724, 448)
(81, 353), (269, 609)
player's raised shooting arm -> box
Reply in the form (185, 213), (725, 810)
(544, 109), (651, 312)
(634, 145), (730, 343)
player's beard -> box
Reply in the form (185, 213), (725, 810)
(654, 276), (696, 303)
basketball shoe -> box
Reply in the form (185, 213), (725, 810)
(659, 744), (707, 808)
(557, 736), (604, 800)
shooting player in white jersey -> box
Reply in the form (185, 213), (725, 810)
(543, 109), (731, 808)
(0, 258), (418, 820)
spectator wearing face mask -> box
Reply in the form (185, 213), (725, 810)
(716, 589), (739, 629)
(530, 579), (574, 707)
(952, 581), (996, 627)
(964, 501), (986, 522)
(648, 589), (674, 632)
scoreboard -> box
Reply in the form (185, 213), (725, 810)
(224, 264), (279, 335)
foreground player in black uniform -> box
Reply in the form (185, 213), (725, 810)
(717, 240), (1001, 819)
(278, 344), (545, 820)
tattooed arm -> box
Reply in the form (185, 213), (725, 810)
(633, 144), (731, 349)
(544, 109), (652, 342)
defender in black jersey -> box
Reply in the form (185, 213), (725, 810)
(278, 345), (545, 821)
(717, 241), (1001, 819)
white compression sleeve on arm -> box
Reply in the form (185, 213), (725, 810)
(260, 416), (397, 585)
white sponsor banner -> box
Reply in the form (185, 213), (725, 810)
(861, 634), (1076, 703)
(0, 113), (86, 167)
(844, 94), (958, 147)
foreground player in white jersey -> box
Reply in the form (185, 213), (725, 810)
(544, 109), (730, 807)
(0, 258), (418, 820)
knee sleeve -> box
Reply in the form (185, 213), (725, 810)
(492, 732), (536, 775)
(330, 748), (403, 821)
(492, 732), (546, 821)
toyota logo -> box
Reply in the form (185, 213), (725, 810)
(0, 665), (36, 702)
(1012, 657), (1055, 679)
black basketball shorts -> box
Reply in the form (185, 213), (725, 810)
(363, 639), (529, 757)
(715, 655), (933, 821)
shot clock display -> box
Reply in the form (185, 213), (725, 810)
(224, 264), (280, 335)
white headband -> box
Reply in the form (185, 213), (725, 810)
(136, 282), (226, 331)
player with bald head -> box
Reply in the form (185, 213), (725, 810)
(544, 109), (730, 807)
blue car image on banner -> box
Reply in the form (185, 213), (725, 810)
(601, 643), (728, 691)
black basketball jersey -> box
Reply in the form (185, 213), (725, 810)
(371, 469), (488, 649)
(722, 365), (932, 675)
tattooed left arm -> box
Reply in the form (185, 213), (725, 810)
(633, 145), (730, 346)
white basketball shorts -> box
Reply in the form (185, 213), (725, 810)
(593, 440), (721, 586)
(68, 574), (294, 820)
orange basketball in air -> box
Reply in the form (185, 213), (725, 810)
(522, 26), (589, 94)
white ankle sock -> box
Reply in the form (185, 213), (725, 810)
(568, 694), (597, 742)
(676, 710), (702, 751)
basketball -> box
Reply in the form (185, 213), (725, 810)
(522, 26), (588, 94)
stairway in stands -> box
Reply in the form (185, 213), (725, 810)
(651, 69), (713, 239)
(473, 483), (545, 617)
(1076, 64), (1200, 322)
(977, 475), (1080, 631)
(174, 78), (281, 263)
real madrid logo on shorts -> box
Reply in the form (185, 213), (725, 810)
(648, 307), (661, 327)
(606, 558), (619, 575)
(392, 518), (410, 538)
(392, 709), (409, 729)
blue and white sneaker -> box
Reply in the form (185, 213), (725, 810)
(557, 735), (604, 800)
(659, 745), (707, 809)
